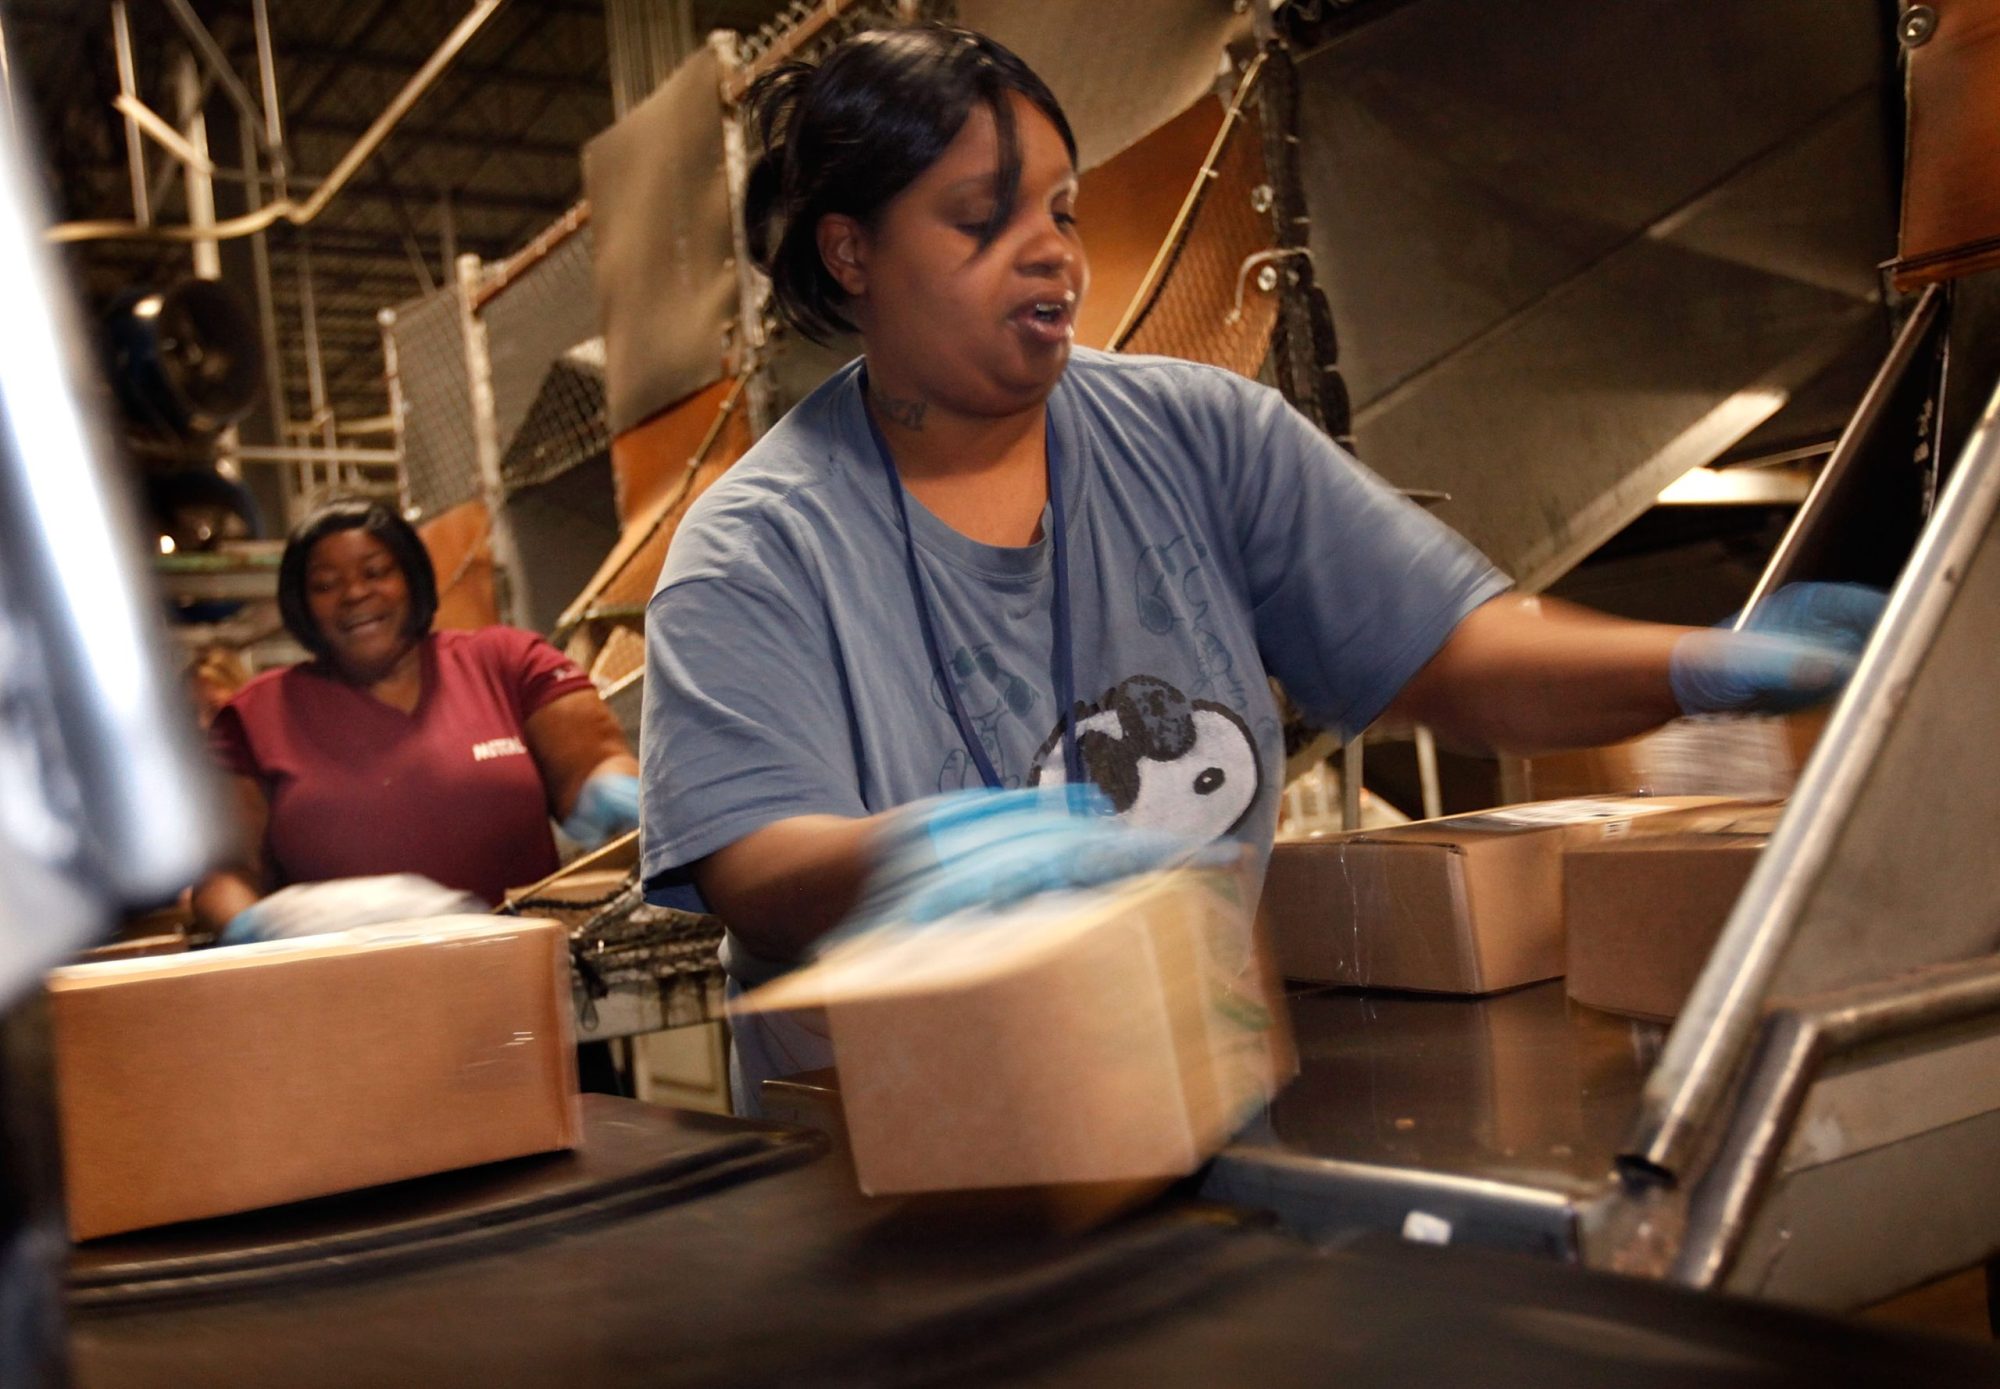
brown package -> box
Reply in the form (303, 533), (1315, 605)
(1564, 803), (1785, 1022)
(48, 916), (580, 1241)
(736, 863), (1295, 1196)
(1264, 797), (1733, 994)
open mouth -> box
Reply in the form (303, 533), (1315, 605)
(1012, 292), (1077, 344)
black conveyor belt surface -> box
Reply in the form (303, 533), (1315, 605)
(67, 1098), (2000, 1387)
(70, 1096), (824, 1306)
(69, 1098), (1279, 1388)
(967, 1234), (2000, 1388)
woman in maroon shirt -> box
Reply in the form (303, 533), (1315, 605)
(191, 498), (639, 936)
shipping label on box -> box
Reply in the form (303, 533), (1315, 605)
(47, 916), (580, 1241)
(736, 862), (1294, 1196)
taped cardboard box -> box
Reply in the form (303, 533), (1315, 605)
(736, 863), (1294, 1196)
(1265, 797), (1733, 994)
(1564, 802), (1785, 1022)
(48, 916), (580, 1241)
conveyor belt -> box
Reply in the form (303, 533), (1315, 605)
(68, 1093), (2000, 1389)
(67, 1099), (1281, 1389)
(69, 1097), (823, 1308)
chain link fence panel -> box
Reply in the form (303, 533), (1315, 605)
(485, 222), (610, 493)
(388, 286), (481, 522)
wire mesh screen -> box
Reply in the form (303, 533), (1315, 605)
(390, 286), (481, 521)
(484, 222), (610, 492)
(1118, 104), (1279, 379)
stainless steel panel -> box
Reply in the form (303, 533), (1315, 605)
(1202, 984), (1662, 1253)
(1728, 1102), (2000, 1310)
(1294, 0), (1888, 410)
(1780, 1019), (2000, 1177)
(1348, 101), (1886, 590)
(1632, 375), (2000, 1177)
(1292, 0), (1894, 587)
(584, 46), (736, 435)
(1653, 957), (2000, 1297)
(960, 0), (1251, 173)
(1259, 985), (1662, 1190)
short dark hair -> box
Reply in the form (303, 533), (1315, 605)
(744, 25), (1078, 345)
(277, 496), (438, 659)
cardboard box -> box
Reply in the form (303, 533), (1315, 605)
(1264, 797), (1732, 994)
(735, 864), (1295, 1196)
(48, 916), (580, 1241)
(1564, 803), (1785, 1022)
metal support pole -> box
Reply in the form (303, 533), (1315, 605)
(712, 30), (773, 438)
(457, 252), (523, 626)
(175, 51), (219, 281)
(111, 2), (150, 227)
(231, 444), (400, 466)
(252, 0), (288, 184)
(0, 8), (17, 140)
(1341, 734), (1364, 831)
(296, 234), (335, 464)
(250, 0), (299, 514)
(439, 188), (457, 285)
(1414, 724), (1442, 820)
(240, 116), (289, 471)
(145, 61), (216, 215)
(379, 306), (413, 517)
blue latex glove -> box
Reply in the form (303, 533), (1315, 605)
(830, 784), (1209, 949)
(219, 901), (281, 946)
(561, 770), (641, 849)
(1669, 581), (1886, 716)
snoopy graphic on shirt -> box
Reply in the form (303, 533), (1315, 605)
(1027, 674), (1260, 841)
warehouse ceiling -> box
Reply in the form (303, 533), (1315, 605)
(7, 0), (786, 440)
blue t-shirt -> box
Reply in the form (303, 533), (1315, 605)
(642, 349), (1507, 982)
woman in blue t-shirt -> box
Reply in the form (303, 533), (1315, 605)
(639, 26), (1879, 1110)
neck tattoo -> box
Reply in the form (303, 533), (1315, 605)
(872, 386), (927, 432)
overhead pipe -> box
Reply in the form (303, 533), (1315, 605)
(49, 0), (508, 246)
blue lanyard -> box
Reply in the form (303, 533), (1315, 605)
(861, 382), (1082, 791)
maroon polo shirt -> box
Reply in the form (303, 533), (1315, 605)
(210, 627), (596, 905)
